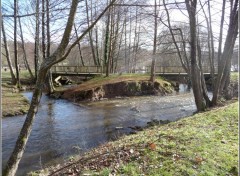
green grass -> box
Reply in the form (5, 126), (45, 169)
(2, 70), (32, 80)
(96, 102), (239, 175)
(230, 72), (238, 83)
(1, 70), (31, 117)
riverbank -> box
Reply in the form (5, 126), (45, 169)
(2, 70), (34, 117)
(33, 100), (238, 175)
(62, 74), (174, 102)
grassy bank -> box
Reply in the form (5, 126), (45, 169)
(2, 70), (31, 117)
(64, 73), (171, 92)
(35, 101), (238, 176)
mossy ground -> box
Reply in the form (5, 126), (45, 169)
(2, 70), (31, 117)
(34, 101), (238, 176)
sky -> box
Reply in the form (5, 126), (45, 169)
(1, 0), (237, 50)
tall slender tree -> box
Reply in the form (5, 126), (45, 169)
(150, 0), (158, 82)
(34, 0), (40, 80)
(14, 0), (21, 88)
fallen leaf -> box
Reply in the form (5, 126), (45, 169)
(149, 143), (156, 150)
(195, 156), (203, 164)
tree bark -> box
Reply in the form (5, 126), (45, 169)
(85, 0), (98, 66)
(34, 0), (40, 80)
(42, 0), (46, 59)
(45, 0), (55, 94)
(199, 0), (215, 88)
(150, 0), (158, 82)
(74, 24), (85, 66)
(3, 1), (79, 175)
(4, 1), (117, 173)
(14, 0), (21, 88)
(104, 7), (110, 76)
(212, 0), (238, 105)
(186, 0), (206, 111)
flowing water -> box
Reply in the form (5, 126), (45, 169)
(3, 85), (196, 175)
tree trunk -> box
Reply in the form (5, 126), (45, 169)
(3, 68), (47, 176)
(94, 5), (100, 66)
(42, 0), (46, 59)
(199, 0), (215, 89)
(212, 0), (238, 105)
(3, 1), (79, 174)
(197, 37), (211, 106)
(217, 0), (226, 69)
(85, 0), (98, 65)
(14, 0), (21, 88)
(186, 0), (206, 111)
(2, 21), (16, 84)
(104, 7), (110, 76)
(74, 24), (85, 66)
(18, 17), (35, 80)
(34, 0), (40, 81)
(150, 0), (157, 82)
(45, 0), (55, 94)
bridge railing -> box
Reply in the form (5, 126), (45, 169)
(146, 66), (217, 74)
(51, 66), (103, 74)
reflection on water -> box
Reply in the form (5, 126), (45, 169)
(3, 88), (196, 175)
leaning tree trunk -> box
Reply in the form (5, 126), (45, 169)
(3, 0), (79, 175)
(3, 67), (48, 176)
(74, 23), (85, 66)
(2, 21), (16, 84)
(3, 1), (117, 174)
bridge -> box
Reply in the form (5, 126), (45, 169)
(51, 66), (103, 76)
(51, 65), (217, 77)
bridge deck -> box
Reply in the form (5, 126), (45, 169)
(51, 66), (217, 76)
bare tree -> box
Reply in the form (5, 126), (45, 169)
(185, 0), (206, 111)
(85, 0), (98, 65)
(74, 23), (85, 66)
(150, 0), (158, 82)
(45, 0), (55, 94)
(212, 0), (238, 104)
(34, 0), (40, 80)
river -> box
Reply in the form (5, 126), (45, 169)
(2, 84), (196, 175)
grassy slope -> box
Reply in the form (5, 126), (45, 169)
(86, 102), (239, 176)
(2, 70), (31, 117)
(38, 101), (238, 176)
